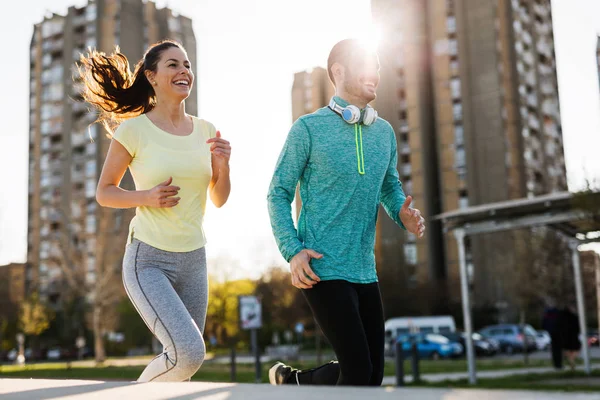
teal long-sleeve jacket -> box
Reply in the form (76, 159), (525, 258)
(267, 97), (407, 284)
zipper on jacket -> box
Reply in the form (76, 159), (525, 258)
(354, 123), (365, 175)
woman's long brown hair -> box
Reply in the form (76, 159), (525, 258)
(78, 40), (182, 134)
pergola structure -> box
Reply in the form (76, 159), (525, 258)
(434, 191), (600, 384)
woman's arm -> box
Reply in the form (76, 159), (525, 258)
(207, 131), (231, 208)
(96, 140), (181, 209)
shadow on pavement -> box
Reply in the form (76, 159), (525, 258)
(2, 381), (133, 400)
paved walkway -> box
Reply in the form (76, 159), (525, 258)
(381, 363), (600, 385)
(1, 379), (600, 400)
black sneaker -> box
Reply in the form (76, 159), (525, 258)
(268, 361), (294, 385)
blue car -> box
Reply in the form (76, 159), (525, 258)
(396, 333), (463, 360)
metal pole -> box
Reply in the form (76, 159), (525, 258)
(395, 341), (404, 386)
(595, 252), (600, 351)
(410, 341), (420, 383)
(230, 346), (236, 382)
(454, 228), (476, 384)
(251, 328), (261, 383)
(570, 241), (590, 375)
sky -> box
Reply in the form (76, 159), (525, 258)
(0, 0), (599, 276)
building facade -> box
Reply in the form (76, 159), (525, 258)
(27, 0), (197, 305)
(371, 0), (567, 319)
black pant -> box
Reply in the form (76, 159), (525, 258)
(291, 280), (385, 386)
(550, 333), (563, 369)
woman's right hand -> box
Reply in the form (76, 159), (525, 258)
(144, 177), (181, 208)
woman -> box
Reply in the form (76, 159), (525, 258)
(79, 40), (231, 382)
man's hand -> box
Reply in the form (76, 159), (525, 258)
(290, 249), (322, 289)
(399, 196), (425, 238)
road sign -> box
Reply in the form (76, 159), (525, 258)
(239, 295), (262, 330)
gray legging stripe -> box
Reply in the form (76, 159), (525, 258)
(134, 250), (178, 381)
(122, 239), (208, 382)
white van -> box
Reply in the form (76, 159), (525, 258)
(384, 316), (457, 356)
(385, 315), (456, 339)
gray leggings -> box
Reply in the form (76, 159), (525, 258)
(122, 239), (208, 382)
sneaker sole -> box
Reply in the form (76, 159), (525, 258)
(268, 362), (284, 385)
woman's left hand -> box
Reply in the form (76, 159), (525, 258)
(207, 131), (231, 169)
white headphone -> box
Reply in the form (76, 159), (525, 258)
(328, 97), (378, 126)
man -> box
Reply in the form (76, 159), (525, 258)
(266, 38), (425, 386)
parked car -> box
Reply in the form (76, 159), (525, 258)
(535, 330), (551, 350)
(479, 324), (537, 354)
(478, 333), (501, 354)
(395, 333), (463, 360)
(5, 348), (43, 362)
(587, 330), (599, 347)
(46, 347), (62, 360)
(6, 349), (17, 362)
(441, 331), (499, 357)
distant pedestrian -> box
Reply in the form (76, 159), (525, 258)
(560, 304), (581, 370)
(542, 304), (562, 369)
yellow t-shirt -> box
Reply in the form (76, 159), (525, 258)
(113, 114), (216, 252)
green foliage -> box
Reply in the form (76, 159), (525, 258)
(205, 278), (256, 345)
(18, 293), (55, 337)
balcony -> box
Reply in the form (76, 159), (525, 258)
(401, 164), (412, 176)
(73, 14), (86, 27)
(400, 121), (409, 133)
(72, 170), (85, 183)
(72, 131), (87, 147)
(72, 101), (87, 114)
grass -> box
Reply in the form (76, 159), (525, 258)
(411, 369), (600, 392)
(0, 356), (597, 387)
(0, 362), (272, 383)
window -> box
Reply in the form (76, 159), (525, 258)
(86, 214), (96, 233)
(85, 160), (96, 177)
(168, 17), (182, 33)
(453, 103), (463, 121)
(454, 124), (464, 145)
(396, 328), (409, 336)
(447, 16), (456, 33)
(404, 243), (417, 265)
(86, 4), (97, 22)
(42, 19), (64, 39)
(85, 36), (96, 50)
(450, 60), (459, 76)
(450, 78), (461, 99)
(85, 179), (96, 198)
(86, 271), (96, 284)
(449, 39), (458, 56)
(403, 178), (412, 195)
(455, 146), (466, 168)
(534, 171), (543, 184)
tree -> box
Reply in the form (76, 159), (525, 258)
(48, 204), (129, 363)
(19, 293), (55, 346)
(254, 266), (313, 347)
(205, 256), (256, 347)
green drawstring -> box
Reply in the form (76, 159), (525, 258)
(354, 124), (365, 175)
